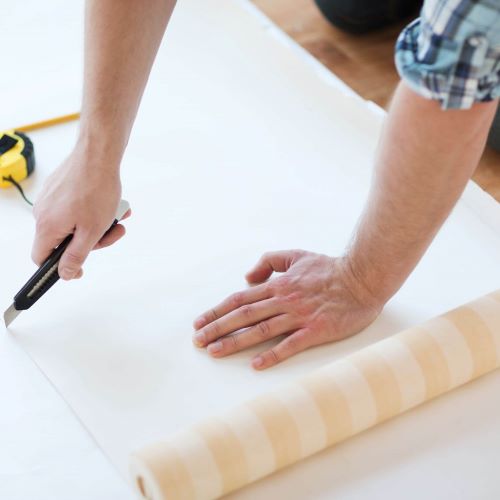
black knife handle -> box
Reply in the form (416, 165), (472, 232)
(14, 235), (73, 310)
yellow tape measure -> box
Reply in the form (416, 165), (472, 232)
(0, 112), (80, 191)
(0, 131), (35, 189)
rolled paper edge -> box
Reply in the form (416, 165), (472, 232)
(130, 453), (158, 500)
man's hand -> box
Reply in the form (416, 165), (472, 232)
(193, 250), (383, 370)
(32, 145), (128, 280)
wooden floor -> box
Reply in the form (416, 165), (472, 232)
(252, 0), (500, 201)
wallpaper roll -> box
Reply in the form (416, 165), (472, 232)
(130, 291), (500, 500)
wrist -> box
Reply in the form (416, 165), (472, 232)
(73, 128), (125, 173)
(337, 252), (390, 311)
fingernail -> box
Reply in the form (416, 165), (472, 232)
(207, 341), (223, 355)
(193, 331), (206, 347)
(252, 356), (264, 369)
(60, 267), (77, 280)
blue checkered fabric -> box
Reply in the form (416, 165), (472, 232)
(395, 0), (500, 109)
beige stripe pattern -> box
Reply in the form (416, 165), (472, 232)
(130, 291), (500, 499)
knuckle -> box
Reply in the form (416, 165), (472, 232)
(229, 334), (239, 349)
(64, 250), (86, 265)
(208, 321), (222, 339)
(241, 304), (253, 319)
(230, 292), (245, 308)
(208, 323), (218, 337)
(271, 296), (283, 309)
(269, 348), (280, 364)
(285, 336), (299, 353)
(288, 330), (308, 351)
(283, 291), (302, 305)
(292, 249), (307, 259)
(271, 276), (291, 294)
(257, 320), (271, 339)
(261, 282), (273, 297)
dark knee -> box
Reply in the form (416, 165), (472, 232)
(314, 0), (421, 34)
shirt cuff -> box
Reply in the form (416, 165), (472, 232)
(395, 18), (493, 110)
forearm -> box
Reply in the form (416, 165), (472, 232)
(78, 0), (176, 162)
(346, 82), (498, 304)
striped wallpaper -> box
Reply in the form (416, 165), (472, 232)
(130, 291), (500, 499)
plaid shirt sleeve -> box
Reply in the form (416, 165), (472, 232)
(395, 0), (500, 110)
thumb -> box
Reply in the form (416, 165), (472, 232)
(58, 229), (98, 280)
(245, 250), (298, 284)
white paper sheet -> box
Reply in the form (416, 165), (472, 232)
(2, 0), (500, 498)
(0, 333), (132, 500)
